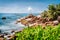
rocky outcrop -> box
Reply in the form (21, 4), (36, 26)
(16, 14), (60, 27)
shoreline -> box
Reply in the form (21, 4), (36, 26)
(0, 13), (60, 40)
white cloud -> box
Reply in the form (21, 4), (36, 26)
(27, 6), (33, 11)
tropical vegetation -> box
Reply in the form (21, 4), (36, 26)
(15, 24), (60, 40)
(41, 4), (60, 20)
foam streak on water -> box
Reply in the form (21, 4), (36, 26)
(0, 21), (25, 33)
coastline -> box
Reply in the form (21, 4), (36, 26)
(0, 13), (59, 40)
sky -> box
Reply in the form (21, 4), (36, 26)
(0, 0), (60, 13)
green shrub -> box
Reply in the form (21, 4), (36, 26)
(15, 25), (60, 40)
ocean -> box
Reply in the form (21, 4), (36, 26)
(0, 13), (39, 34)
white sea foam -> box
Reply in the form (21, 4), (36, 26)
(0, 21), (25, 33)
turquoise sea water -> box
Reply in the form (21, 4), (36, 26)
(0, 13), (39, 34)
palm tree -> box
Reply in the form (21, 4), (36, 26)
(41, 4), (60, 20)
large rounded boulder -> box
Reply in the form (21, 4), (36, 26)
(57, 16), (60, 22)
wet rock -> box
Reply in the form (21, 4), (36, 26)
(3, 32), (8, 35)
(2, 17), (6, 20)
(11, 30), (15, 33)
(0, 30), (2, 34)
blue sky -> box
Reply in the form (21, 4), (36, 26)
(0, 0), (60, 13)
